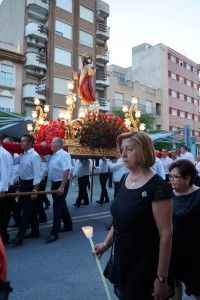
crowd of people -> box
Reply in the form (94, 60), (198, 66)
(1, 131), (200, 299)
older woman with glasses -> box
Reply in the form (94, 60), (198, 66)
(169, 159), (200, 300)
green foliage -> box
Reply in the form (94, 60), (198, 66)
(112, 107), (154, 131)
(154, 141), (184, 151)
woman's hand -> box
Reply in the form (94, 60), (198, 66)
(153, 280), (169, 299)
(94, 242), (108, 258)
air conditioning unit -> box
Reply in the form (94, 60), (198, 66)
(27, 36), (34, 43)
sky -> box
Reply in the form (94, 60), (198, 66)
(105, 0), (200, 67)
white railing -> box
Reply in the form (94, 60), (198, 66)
(23, 83), (46, 100)
(27, 0), (49, 11)
(0, 40), (21, 54)
(96, 0), (110, 15)
(25, 23), (48, 40)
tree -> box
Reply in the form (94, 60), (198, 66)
(112, 107), (154, 132)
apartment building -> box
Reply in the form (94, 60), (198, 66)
(0, 0), (110, 118)
(107, 64), (164, 130)
(131, 43), (200, 142)
(0, 41), (24, 113)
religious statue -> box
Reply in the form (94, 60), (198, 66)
(72, 55), (96, 105)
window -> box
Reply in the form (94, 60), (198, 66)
(0, 61), (15, 88)
(54, 77), (70, 95)
(179, 76), (184, 83)
(186, 63), (191, 71)
(186, 80), (191, 87)
(53, 106), (62, 120)
(193, 83), (198, 89)
(187, 96), (192, 103)
(171, 90), (177, 98)
(156, 103), (161, 116)
(80, 5), (94, 23)
(0, 91), (14, 112)
(171, 109), (177, 116)
(170, 55), (176, 63)
(180, 111), (185, 118)
(79, 30), (93, 48)
(171, 72), (176, 80)
(194, 115), (198, 121)
(114, 92), (123, 107)
(56, 0), (72, 12)
(193, 68), (197, 74)
(187, 113), (192, 120)
(54, 48), (71, 66)
(179, 93), (184, 101)
(55, 20), (72, 39)
(194, 99), (198, 105)
(145, 100), (153, 114)
(179, 59), (183, 66)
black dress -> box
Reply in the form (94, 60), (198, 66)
(171, 188), (200, 296)
(110, 173), (172, 300)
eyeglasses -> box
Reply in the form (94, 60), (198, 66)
(169, 174), (182, 180)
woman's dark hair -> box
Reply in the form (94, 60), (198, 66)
(169, 159), (197, 185)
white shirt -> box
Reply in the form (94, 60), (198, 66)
(196, 162), (200, 176)
(48, 149), (72, 182)
(14, 148), (42, 185)
(10, 164), (20, 186)
(41, 161), (48, 180)
(151, 157), (166, 179)
(160, 156), (173, 174)
(107, 158), (128, 182)
(73, 159), (90, 177)
(180, 151), (195, 163)
(99, 159), (109, 174)
(0, 146), (13, 192)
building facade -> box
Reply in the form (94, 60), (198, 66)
(0, 41), (24, 113)
(107, 64), (164, 130)
(131, 43), (200, 142)
(0, 0), (110, 118)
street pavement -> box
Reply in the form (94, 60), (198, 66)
(6, 176), (192, 299)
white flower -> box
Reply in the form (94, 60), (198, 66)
(141, 191), (147, 197)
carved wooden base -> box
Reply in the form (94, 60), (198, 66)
(66, 142), (116, 158)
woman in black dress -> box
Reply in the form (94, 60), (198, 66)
(95, 131), (173, 300)
(169, 159), (200, 300)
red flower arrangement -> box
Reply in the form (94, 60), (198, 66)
(77, 112), (128, 149)
(34, 120), (65, 144)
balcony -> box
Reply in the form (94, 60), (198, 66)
(96, 24), (110, 41)
(25, 22), (48, 41)
(98, 98), (110, 112)
(27, 0), (49, 21)
(0, 75), (15, 88)
(25, 52), (47, 70)
(96, 49), (109, 64)
(96, 73), (109, 88)
(96, 0), (110, 20)
(23, 83), (46, 100)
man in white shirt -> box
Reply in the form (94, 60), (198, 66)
(151, 156), (166, 180)
(96, 158), (110, 204)
(13, 134), (42, 246)
(160, 148), (173, 181)
(107, 152), (128, 198)
(179, 146), (195, 163)
(0, 134), (13, 244)
(73, 159), (90, 207)
(46, 138), (72, 243)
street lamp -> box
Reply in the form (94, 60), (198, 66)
(27, 98), (50, 132)
(122, 96), (146, 131)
